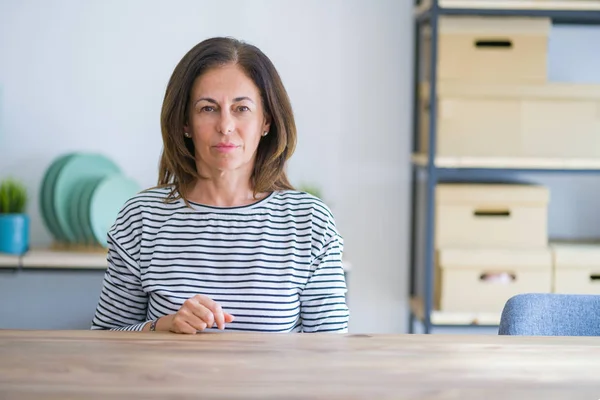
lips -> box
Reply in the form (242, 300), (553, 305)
(213, 143), (240, 153)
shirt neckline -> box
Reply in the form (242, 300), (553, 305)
(183, 191), (277, 213)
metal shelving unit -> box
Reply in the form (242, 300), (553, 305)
(409, 0), (600, 334)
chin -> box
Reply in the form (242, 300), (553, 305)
(213, 162), (242, 172)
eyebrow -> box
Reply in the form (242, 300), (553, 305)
(193, 96), (255, 107)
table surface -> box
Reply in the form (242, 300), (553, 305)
(1, 330), (599, 399)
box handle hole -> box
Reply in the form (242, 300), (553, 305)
(480, 272), (516, 283)
(475, 39), (513, 49)
(590, 274), (600, 281)
(474, 209), (511, 218)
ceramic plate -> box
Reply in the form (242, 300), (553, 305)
(67, 178), (92, 245)
(78, 177), (104, 245)
(53, 153), (121, 243)
(89, 175), (140, 248)
(40, 154), (75, 242)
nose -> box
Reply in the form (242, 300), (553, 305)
(218, 108), (235, 135)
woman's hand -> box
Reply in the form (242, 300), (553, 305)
(153, 294), (235, 334)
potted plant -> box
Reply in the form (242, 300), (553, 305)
(298, 183), (323, 200)
(0, 178), (29, 255)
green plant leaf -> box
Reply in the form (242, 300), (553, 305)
(298, 183), (323, 199)
(0, 178), (28, 214)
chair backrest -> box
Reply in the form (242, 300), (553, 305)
(498, 293), (600, 336)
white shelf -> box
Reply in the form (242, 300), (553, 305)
(21, 249), (108, 269)
(418, 0), (600, 12)
(2, 248), (353, 272)
(0, 253), (20, 268)
(411, 297), (501, 326)
(412, 153), (600, 170)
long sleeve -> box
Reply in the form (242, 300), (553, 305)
(91, 198), (149, 331)
(300, 217), (350, 333)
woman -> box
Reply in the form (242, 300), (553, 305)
(91, 37), (349, 333)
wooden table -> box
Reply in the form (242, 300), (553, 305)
(1, 330), (599, 399)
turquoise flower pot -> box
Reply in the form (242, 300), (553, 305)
(0, 214), (29, 255)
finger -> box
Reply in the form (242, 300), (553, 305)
(179, 308), (208, 331)
(194, 295), (222, 328)
(172, 315), (199, 334)
(190, 302), (215, 329)
(224, 312), (235, 323)
(212, 303), (225, 330)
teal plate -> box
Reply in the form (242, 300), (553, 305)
(39, 155), (64, 239)
(40, 154), (76, 242)
(53, 154), (121, 244)
(67, 178), (93, 245)
(78, 177), (104, 245)
(89, 175), (140, 248)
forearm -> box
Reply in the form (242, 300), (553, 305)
(91, 319), (150, 332)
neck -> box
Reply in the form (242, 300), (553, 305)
(187, 164), (264, 207)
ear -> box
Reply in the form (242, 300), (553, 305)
(183, 110), (191, 134)
(263, 115), (272, 134)
(182, 124), (193, 139)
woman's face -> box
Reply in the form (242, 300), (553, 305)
(185, 63), (271, 174)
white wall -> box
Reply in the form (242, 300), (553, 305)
(0, 0), (412, 333)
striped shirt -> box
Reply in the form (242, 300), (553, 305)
(91, 186), (349, 333)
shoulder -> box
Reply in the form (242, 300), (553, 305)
(123, 185), (177, 208)
(269, 190), (340, 238)
(270, 190), (335, 220)
(117, 185), (184, 216)
(109, 186), (182, 236)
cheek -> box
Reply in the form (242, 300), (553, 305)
(191, 118), (215, 144)
(192, 116), (213, 132)
(241, 130), (263, 151)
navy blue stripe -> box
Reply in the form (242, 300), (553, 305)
(140, 242), (311, 252)
(145, 284), (299, 293)
(141, 236), (312, 245)
(147, 250), (309, 259)
(302, 320), (349, 329)
(143, 263), (312, 273)
(142, 230), (313, 239)
(143, 271), (311, 280)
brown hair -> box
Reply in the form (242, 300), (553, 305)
(158, 37), (297, 202)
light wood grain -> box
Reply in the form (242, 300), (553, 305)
(417, 0), (600, 12)
(20, 249), (108, 269)
(441, 0), (600, 11)
(412, 153), (600, 170)
(1, 330), (599, 399)
(0, 253), (19, 268)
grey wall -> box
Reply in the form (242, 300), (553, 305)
(0, 269), (105, 329)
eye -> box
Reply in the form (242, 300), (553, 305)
(201, 106), (215, 112)
(237, 106), (250, 112)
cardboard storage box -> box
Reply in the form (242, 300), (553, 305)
(423, 16), (550, 84)
(435, 247), (553, 313)
(552, 242), (600, 295)
(420, 82), (600, 159)
(436, 183), (549, 248)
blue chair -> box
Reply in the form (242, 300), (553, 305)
(498, 293), (600, 336)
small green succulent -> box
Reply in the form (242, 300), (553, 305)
(298, 183), (323, 199)
(0, 178), (28, 214)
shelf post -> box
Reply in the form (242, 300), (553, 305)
(423, 0), (439, 334)
(408, 0), (425, 335)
